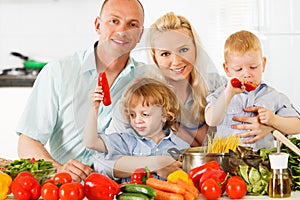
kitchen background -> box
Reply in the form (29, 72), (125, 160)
(0, 0), (299, 159)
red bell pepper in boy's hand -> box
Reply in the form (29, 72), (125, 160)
(244, 82), (258, 92)
(11, 171), (41, 200)
(131, 167), (153, 184)
(188, 161), (221, 189)
(84, 173), (120, 200)
(98, 72), (112, 106)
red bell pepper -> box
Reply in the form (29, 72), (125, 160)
(199, 167), (228, 192)
(244, 82), (258, 92)
(188, 160), (221, 189)
(98, 72), (112, 106)
(130, 167), (153, 184)
(84, 172), (120, 200)
(11, 171), (41, 200)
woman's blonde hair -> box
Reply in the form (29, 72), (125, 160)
(147, 12), (209, 125)
(122, 77), (180, 130)
(224, 30), (263, 62)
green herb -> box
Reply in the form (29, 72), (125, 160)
(281, 137), (300, 190)
(2, 158), (56, 184)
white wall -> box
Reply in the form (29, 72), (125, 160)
(0, 0), (299, 159)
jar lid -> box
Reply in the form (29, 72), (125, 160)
(269, 153), (289, 169)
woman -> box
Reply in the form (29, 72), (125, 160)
(147, 12), (226, 146)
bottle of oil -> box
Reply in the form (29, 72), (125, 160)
(268, 152), (291, 198)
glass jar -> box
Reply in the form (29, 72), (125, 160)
(268, 153), (291, 198)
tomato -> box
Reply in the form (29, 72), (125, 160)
(53, 172), (72, 186)
(225, 176), (247, 199)
(201, 178), (222, 200)
(72, 182), (85, 200)
(41, 182), (59, 200)
(199, 168), (227, 192)
(231, 78), (242, 88)
(59, 182), (84, 200)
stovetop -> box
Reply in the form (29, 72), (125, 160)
(0, 68), (40, 87)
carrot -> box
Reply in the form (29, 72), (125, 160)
(154, 189), (184, 200)
(184, 191), (196, 200)
(146, 178), (185, 194)
(175, 178), (199, 198)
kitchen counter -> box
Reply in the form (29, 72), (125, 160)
(197, 192), (300, 199)
(0, 75), (36, 87)
(5, 192), (300, 199)
(0, 68), (39, 87)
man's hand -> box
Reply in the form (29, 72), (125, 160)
(56, 159), (93, 182)
(232, 106), (274, 144)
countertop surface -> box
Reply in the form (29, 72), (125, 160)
(197, 192), (300, 199)
(0, 75), (36, 87)
(5, 192), (300, 199)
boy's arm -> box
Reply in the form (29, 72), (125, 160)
(83, 106), (107, 152)
(258, 107), (300, 134)
(267, 115), (300, 134)
(205, 84), (238, 126)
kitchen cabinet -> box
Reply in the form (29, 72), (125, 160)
(0, 87), (32, 160)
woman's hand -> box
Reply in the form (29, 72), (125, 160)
(231, 106), (274, 144)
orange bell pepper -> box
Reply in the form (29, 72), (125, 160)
(0, 171), (12, 200)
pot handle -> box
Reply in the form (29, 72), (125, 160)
(167, 147), (181, 161)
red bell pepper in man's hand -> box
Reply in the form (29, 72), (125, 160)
(84, 172), (120, 200)
(11, 171), (41, 200)
(98, 72), (112, 106)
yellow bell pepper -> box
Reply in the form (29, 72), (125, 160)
(167, 169), (194, 185)
(0, 171), (12, 200)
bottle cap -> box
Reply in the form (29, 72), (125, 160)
(269, 153), (289, 169)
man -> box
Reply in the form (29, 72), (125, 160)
(16, 0), (145, 182)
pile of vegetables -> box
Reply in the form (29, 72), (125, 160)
(188, 160), (247, 199)
(227, 145), (273, 195)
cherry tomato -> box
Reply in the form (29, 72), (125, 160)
(59, 182), (84, 200)
(53, 172), (72, 186)
(231, 78), (242, 88)
(225, 176), (247, 199)
(201, 178), (222, 200)
(41, 182), (59, 200)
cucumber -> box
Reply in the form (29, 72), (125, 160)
(120, 184), (156, 198)
(117, 192), (150, 200)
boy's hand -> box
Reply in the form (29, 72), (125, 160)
(227, 77), (245, 95)
(92, 86), (104, 112)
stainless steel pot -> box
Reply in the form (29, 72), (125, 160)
(168, 147), (230, 172)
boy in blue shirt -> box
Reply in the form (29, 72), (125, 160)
(205, 30), (300, 151)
